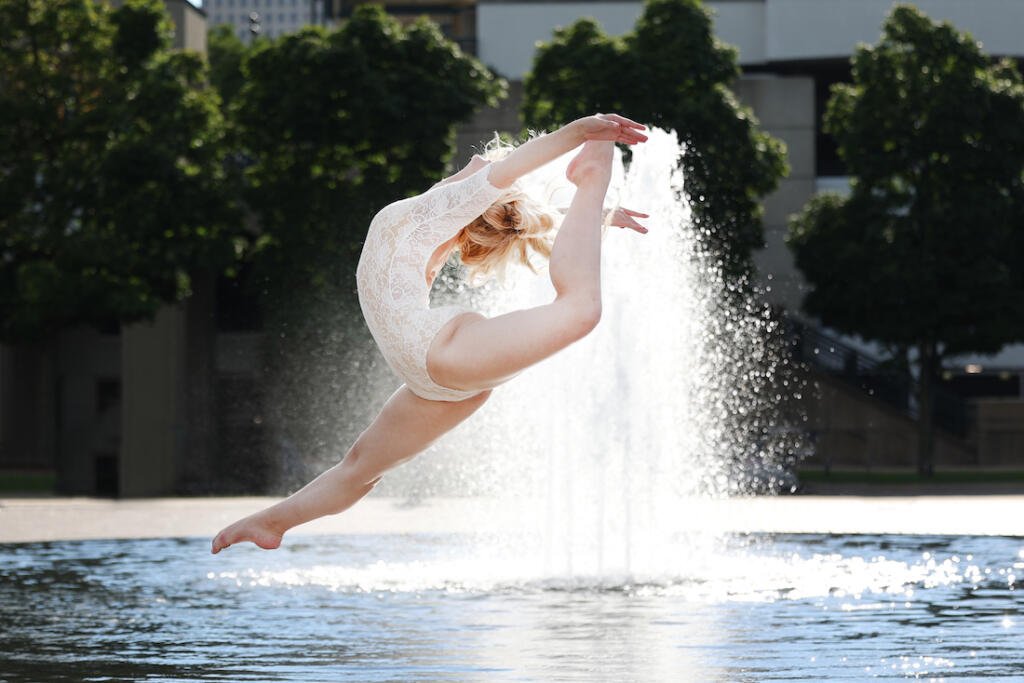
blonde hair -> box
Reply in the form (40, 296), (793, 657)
(455, 133), (559, 284)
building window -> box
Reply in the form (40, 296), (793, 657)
(815, 69), (852, 176)
(96, 379), (121, 416)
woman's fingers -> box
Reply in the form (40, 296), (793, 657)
(598, 113), (646, 131)
(610, 208), (649, 234)
(583, 114), (648, 144)
(622, 208), (650, 217)
(600, 114), (647, 143)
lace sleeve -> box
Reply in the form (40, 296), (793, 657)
(404, 164), (506, 248)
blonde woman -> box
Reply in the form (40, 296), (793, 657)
(212, 113), (649, 553)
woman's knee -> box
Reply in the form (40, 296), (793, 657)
(340, 438), (389, 484)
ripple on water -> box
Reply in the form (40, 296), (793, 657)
(1, 532), (1023, 681)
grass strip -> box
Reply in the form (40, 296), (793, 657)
(0, 471), (56, 493)
(798, 469), (1024, 485)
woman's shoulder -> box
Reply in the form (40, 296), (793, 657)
(371, 195), (415, 225)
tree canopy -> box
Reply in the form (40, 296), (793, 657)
(0, 0), (241, 342)
(222, 5), (506, 304)
(787, 5), (1024, 471)
(521, 0), (787, 277)
(202, 5), (507, 485)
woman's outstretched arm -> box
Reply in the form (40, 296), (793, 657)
(487, 113), (646, 189)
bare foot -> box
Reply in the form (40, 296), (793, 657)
(211, 512), (284, 554)
(566, 140), (614, 186)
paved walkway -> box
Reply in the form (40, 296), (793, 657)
(1, 494), (1022, 543)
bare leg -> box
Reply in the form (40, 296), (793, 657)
(427, 141), (615, 391)
(211, 386), (490, 553)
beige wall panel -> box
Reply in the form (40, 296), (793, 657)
(765, 0), (1024, 63)
(709, 1), (765, 64)
(753, 226), (805, 311)
(478, 2), (643, 78)
(763, 127), (815, 180)
(121, 306), (185, 497)
(734, 76), (815, 129)
(762, 178), (816, 229)
(181, 4), (208, 54)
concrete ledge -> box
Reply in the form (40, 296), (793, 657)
(1, 495), (1022, 544)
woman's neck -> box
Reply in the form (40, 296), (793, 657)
(426, 235), (459, 287)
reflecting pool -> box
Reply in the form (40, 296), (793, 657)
(2, 532), (1023, 681)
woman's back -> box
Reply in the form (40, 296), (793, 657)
(355, 163), (505, 401)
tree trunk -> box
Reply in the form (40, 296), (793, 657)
(916, 341), (936, 477)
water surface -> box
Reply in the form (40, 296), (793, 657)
(2, 532), (1023, 681)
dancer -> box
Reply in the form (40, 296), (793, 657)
(212, 113), (648, 553)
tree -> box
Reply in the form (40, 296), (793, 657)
(227, 4), (506, 303)
(207, 24), (248, 111)
(787, 5), (1024, 474)
(521, 0), (787, 277)
(209, 5), (506, 489)
(0, 0), (242, 343)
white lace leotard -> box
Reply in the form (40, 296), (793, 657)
(356, 164), (505, 401)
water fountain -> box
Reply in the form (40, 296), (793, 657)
(3, 129), (1021, 682)
(377, 127), (803, 576)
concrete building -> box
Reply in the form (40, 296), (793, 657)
(324, 1), (479, 53)
(204, 0), (326, 41)
(471, 0), (1024, 312)
(165, 0), (210, 51)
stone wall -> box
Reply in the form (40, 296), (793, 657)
(800, 371), (977, 470)
(975, 400), (1024, 467)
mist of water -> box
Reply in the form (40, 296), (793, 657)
(370, 128), (807, 576)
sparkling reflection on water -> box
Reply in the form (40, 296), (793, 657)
(2, 533), (1023, 681)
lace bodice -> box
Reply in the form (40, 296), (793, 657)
(355, 164), (506, 399)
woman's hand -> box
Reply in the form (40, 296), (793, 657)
(487, 114), (644, 190)
(575, 114), (648, 145)
(608, 207), (650, 234)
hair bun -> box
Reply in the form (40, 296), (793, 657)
(457, 185), (556, 283)
(504, 203), (521, 230)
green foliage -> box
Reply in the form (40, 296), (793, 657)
(788, 5), (1024, 357)
(521, 0), (787, 276)
(225, 4), (505, 305)
(207, 24), (247, 110)
(204, 7), (506, 481)
(0, 0), (241, 342)
(788, 5), (1024, 472)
